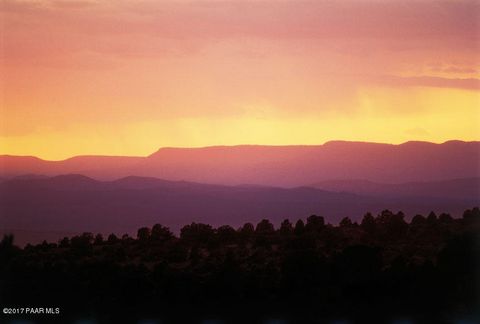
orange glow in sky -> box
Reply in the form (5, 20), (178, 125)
(1, 0), (479, 160)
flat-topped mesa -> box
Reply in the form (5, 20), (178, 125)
(1, 140), (479, 185)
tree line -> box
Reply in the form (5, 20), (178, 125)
(0, 208), (479, 323)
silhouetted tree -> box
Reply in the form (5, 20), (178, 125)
(59, 236), (70, 248)
(279, 219), (293, 236)
(294, 219), (305, 235)
(340, 217), (353, 227)
(1, 208), (478, 322)
(94, 233), (104, 245)
(411, 214), (427, 226)
(240, 222), (254, 237)
(137, 227), (151, 241)
(181, 223), (214, 243)
(0, 234), (14, 249)
(463, 207), (480, 223)
(0, 234), (18, 262)
(427, 211), (438, 224)
(216, 225), (237, 244)
(151, 224), (174, 242)
(255, 219), (274, 235)
(438, 213), (453, 223)
(70, 232), (93, 254)
(107, 233), (119, 244)
(361, 212), (376, 234)
(305, 215), (325, 232)
(376, 210), (407, 240)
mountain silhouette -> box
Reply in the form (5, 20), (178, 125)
(1, 140), (478, 187)
(311, 177), (480, 200)
(1, 175), (477, 246)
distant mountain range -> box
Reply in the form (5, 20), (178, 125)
(1, 174), (477, 246)
(1, 140), (478, 245)
(311, 178), (480, 201)
(1, 140), (479, 187)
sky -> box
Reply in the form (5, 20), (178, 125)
(1, 0), (479, 160)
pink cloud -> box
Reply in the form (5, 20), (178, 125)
(2, 1), (479, 43)
(373, 75), (480, 91)
(1, 0), (479, 90)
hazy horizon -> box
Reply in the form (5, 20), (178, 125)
(1, 138), (478, 161)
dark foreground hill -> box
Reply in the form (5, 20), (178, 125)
(1, 175), (478, 245)
(1, 140), (479, 186)
(0, 209), (479, 323)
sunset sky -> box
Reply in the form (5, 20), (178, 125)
(1, 0), (479, 160)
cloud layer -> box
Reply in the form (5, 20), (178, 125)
(1, 0), (479, 159)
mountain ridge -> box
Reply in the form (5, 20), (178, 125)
(1, 140), (479, 186)
(2, 140), (478, 162)
(1, 174), (477, 245)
